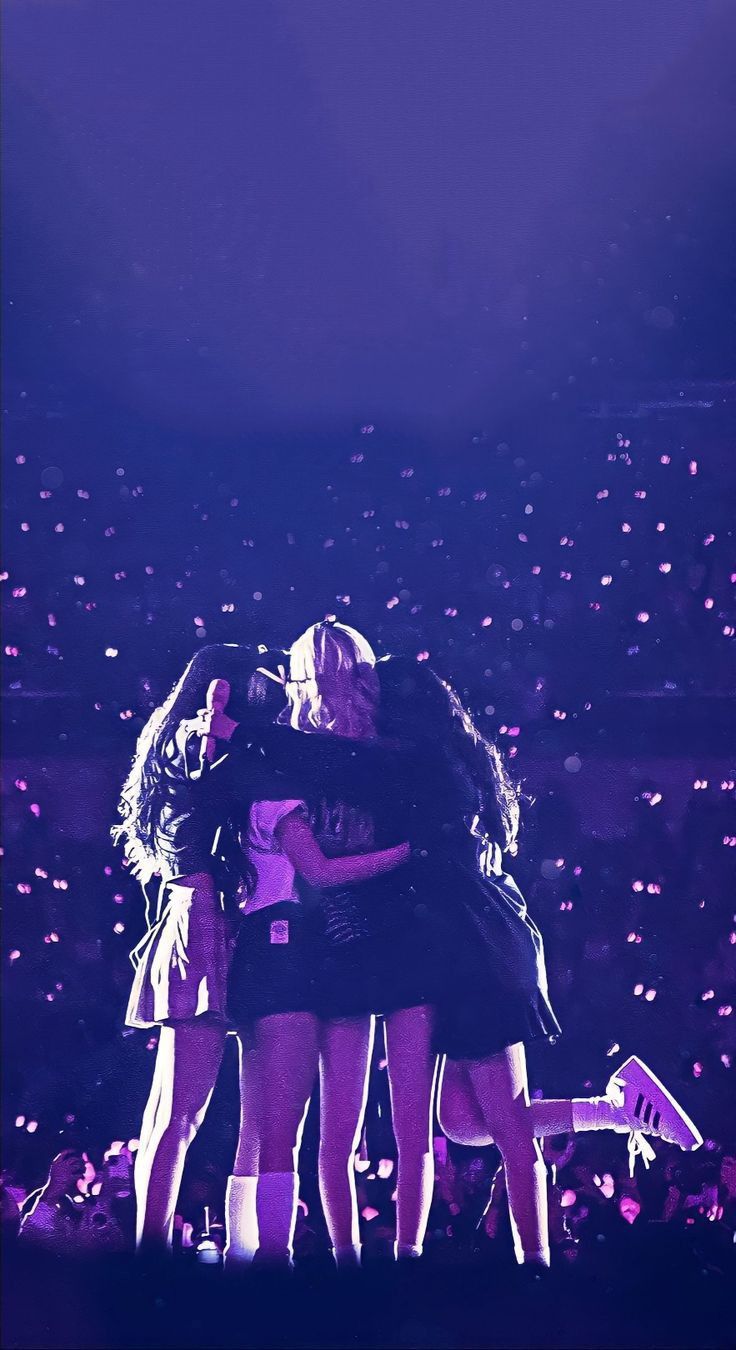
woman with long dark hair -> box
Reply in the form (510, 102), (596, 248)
(113, 644), (254, 1251)
(376, 656), (702, 1267)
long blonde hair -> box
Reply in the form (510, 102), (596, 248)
(284, 621), (378, 740)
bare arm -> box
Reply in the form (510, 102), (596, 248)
(275, 811), (410, 889)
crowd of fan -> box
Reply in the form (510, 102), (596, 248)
(3, 402), (735, 732)
(3, 1103), (736, 1273)
(2, 404), (734, 1272)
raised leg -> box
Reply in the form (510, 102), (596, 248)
(437, 1057), (490, 1146)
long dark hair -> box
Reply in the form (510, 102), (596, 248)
(376, 656), (521, 853)
(112, 644), (258, 877)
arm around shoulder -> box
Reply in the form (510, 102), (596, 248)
(275, 812), (409, 888)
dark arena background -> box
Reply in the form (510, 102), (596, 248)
(2, 3), (735, 1347)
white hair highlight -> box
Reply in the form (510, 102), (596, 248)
(285, 621), (378, 739)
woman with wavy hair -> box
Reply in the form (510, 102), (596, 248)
(278, 633), (701, 1270)
(113, 644), (254, 1251)
(376, 655), (702, 1269)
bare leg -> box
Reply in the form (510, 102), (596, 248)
(439, 1059), (574, 1144)
(438, 1058), (489, 1146)
(233, 1028), (260, 1177)
(318, 1016), (374, 1262)
(134, 1019), (226, 1251)
(384, 1005), (438, 1255)
(224, 1029), (260, 1270)
(529, 1100), (574, 1135)
(440, 1052), (698, 1193)
(228, 1014), (320, 1266)
(251, 1012), (319, 1264)
(135, 1036), (167, 1181)
(251, 1012), (319, 1172)
(464, 1045), (550, 1266)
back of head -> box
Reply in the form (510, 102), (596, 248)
(113, 642), (258, 866)
(377, 654), (520, 853)
(285, 620), (378, 738)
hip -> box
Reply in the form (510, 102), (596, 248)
(228, 901), (317, 1021)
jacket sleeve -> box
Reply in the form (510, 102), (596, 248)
(226, 725), (391, 808)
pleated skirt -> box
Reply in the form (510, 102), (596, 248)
(126, 874), (233, 1029)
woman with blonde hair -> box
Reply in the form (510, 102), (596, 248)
(197, 652), (410, 1269)
(283, 621), (440, 1266)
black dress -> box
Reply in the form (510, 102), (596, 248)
(366, 736), (561, 1058)
(304, 790), (437, 1020)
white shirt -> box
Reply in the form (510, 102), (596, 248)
(241, 799), (306, 914)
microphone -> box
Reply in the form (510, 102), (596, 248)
(200, 678), (231, 771)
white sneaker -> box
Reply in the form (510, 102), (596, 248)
(608, 1056), (703, 1152)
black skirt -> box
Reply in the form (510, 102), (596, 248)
(228, 902), (316, 1023)
(435, 984), (560, 1060)
(430, 866), (562, 1060)
(308, 889), (439, 1020)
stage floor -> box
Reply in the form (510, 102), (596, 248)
(4, 1230), (734, 1350)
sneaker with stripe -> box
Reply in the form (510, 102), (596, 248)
(609, 1055), (703, 1152)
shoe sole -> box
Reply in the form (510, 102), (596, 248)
(617, 1056), (703, 1151)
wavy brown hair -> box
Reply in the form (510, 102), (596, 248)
(111, 644), (256, 879)
(376, 655), (521, 853)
